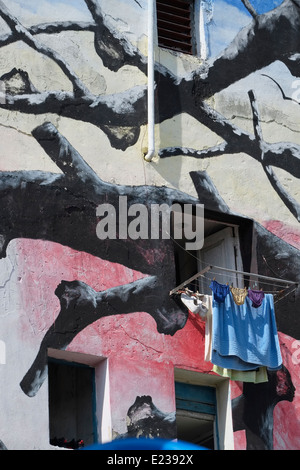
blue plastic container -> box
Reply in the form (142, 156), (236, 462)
(81, 437), (207, 450)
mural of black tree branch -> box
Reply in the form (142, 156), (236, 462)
(20, 278), (188, 397)
(0, 0), (298, 218)
(0, 120), (239, 397)
(0, 121), (198, 396)
(0, 0), (299, 400)
(160, 91), (300, 221)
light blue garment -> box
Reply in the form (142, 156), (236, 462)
(211, 292), (282, 371)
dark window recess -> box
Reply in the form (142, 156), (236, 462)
(156, 0), (194, 54)
(175, 382), (218, 449)
(48, 360), (97, 449)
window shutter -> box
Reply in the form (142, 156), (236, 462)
(156, 0), (194, 55)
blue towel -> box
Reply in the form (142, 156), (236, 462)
(211, 291), (282, 371)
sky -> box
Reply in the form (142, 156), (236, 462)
(2, 0), (93, 24)
(223, 0), (283, 14)
(207, 0), (284, 57)
(3, 0), (284, 24)
(12, 0), (89, 15)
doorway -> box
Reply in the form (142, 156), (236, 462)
(198, 226), (244, 293)
(175, 381), (218, 449)
(48, 359), (97, 449)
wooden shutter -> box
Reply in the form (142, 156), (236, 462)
(197, 227), (244, 294)
(175, 382), (217, 415)
(156, 0), (194, 55)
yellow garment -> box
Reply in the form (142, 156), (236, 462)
(230, 286), (248, 305)
(212, 365), (268, 383)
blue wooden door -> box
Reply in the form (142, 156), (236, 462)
(175, 381), (219, 449)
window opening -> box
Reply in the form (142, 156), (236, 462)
(175, 381), (218, 449)
(48, 359), (97, 449)
(197, 226), (244, 294)
(174, 219), (243, 293)
(156, 0), (195, 54)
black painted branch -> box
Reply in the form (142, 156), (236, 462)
(84, 0), (300, 103)
(32, 122), (102, 189)
(190, 171), (232, 214)
(241, 0), (258, 19)
(0, 1), (92, 98)
(0, 21), (97, 48)
(263, 165), (300, 221)
(0, 123), (198, 271)
(160, 93), (300, 221)
(1, 0), (299, 154)
(203, 0), (300, 97)
(20, 278), (188, 396)
(187, 99), (300, 180)
(159, 99), (258, 162)
(0, 0), (299, 137)
(0, 83), (147, 150)
(248, 89), (300, 221)
(261, 74), (300, 104)
(29, 20), (97, 35)
(0, 168), (168, 273)
(30, 121), (197, 206)
(248, 90), (264, 147)
(160, 95), (300, 177)
(16, 91), (134, 126)
(84, 0), (147, 74)
(159, 142), (228, 159)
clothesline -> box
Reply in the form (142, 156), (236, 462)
(176, 261), (294, 383)
(187, 276), (289, 295)
(170, 264), (298, 296)
(170, 266), (212, 295)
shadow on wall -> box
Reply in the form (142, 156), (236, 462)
(232, 365), (295, 450)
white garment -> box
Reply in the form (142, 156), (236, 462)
(180, 292), (210, 318)
(204, 295), (213, 361)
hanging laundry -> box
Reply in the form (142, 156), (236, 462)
(204, 295), (213, 362)
(248, 289), (265, 308)
(204, 299), (268, 383)
(210, 283), (282, 371)
(209, 279), (229, 303)
(180, 291), (209, 318)
(230, 286), (248, 305)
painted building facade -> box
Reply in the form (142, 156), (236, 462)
(0, 0), (300, 450)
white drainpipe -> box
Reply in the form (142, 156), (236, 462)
(144, 0), (155, 162)
(199, 1), (207, 60)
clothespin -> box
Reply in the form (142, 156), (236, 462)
(195, 290), (202, 299)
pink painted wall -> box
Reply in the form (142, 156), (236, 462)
(12, 237), (300, 449)
(15, 239), (212, 436)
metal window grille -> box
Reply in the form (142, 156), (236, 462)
(156, 0), (194, 55)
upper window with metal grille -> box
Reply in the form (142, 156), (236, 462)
(156, 0), (194, 55)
